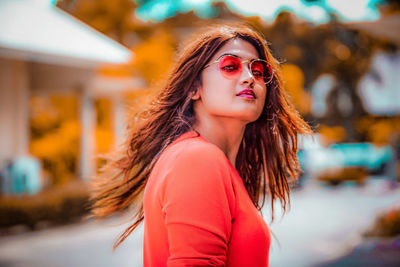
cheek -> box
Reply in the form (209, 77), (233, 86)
(200, 74), (234, 103)
(200, 88), (234, 111)
(256, 85), (267, 106)
(260, 90), (267, 108)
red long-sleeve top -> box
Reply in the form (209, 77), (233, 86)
(143, 131), (270, 266)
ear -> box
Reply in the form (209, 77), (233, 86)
(191, 79), (201, 100)
(191, 89), (200, 100)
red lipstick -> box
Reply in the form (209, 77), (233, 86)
(236, 89), (256, 99)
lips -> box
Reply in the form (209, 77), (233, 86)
(236, 89), (256, 99)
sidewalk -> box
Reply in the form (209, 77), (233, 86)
(315, 236), (400, 267)
(0, 179), (398, 267)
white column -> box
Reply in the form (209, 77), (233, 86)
(112, 95), (126, 148)
(14, 61), (30, 156)
(0, 58), (15, 163)
(79, 89), (96, 179)
(0, 59), (30, 163)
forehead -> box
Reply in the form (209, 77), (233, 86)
(212, 38), (260, 60)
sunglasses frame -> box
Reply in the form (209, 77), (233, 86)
(203, 54), (274, 84)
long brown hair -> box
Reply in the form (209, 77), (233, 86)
(91, 23), (312, 249)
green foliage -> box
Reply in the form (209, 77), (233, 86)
(29, 95), (80, 185)
(0, 181), (90, 230)
(55, 0), (400, 147)
(318, 167), (368, 185)
(56, 0), (138, 44)
(131, 28), (175, 84)
(366, 206), (400, 237)
(356, 116), (400, 145)
(94, 98), (114, 159)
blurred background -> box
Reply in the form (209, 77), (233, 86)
(0, 0), (399, 266)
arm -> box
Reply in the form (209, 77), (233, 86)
(161, 145), (236, 266)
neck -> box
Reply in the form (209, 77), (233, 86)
(193, 116), (246, 167)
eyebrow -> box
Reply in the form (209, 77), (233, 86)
(215, 53), (258, 61)
(216, 53), (239, 59)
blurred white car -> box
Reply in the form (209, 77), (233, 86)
(298, 134), (394, 182)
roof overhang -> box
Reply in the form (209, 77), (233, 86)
(0, 0), (133, 68)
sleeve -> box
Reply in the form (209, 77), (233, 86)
(160, 144), (236, 266)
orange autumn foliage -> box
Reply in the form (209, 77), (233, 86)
(131, 29), (175, 84)
(29, 95), (80, 185)
(318, 124), (347, 145)
(281, 63), (311, 115)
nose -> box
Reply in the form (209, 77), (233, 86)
(240, 64), (255, 86)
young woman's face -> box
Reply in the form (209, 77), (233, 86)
(194, 38), (267, 124)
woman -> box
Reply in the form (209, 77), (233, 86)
(91, 24), (312, 266)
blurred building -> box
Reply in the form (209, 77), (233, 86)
(0, 0), (142, 187)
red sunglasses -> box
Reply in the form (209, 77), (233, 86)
(203, 54), (274, 84)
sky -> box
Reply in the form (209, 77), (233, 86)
(133, 0), (385, 23)
(358, 51), (400, 115)
(310, 52), (400, 117)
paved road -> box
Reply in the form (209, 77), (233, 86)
(0, 216), (143, 267)
(268, 179), (400, 266)
(0, 178), (399, 267)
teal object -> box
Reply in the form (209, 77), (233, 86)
(8, 156), (42, 195)
(329, 143), (393, 171)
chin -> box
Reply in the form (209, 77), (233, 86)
(234, 111), (262, 123)
(212, 107), (262, 122)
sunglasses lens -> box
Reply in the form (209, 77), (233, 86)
(214, 56), (273, 84)
(219, 56), (242, 77)
(251, 61), (265, 81)
(252, 60), (273, 84)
